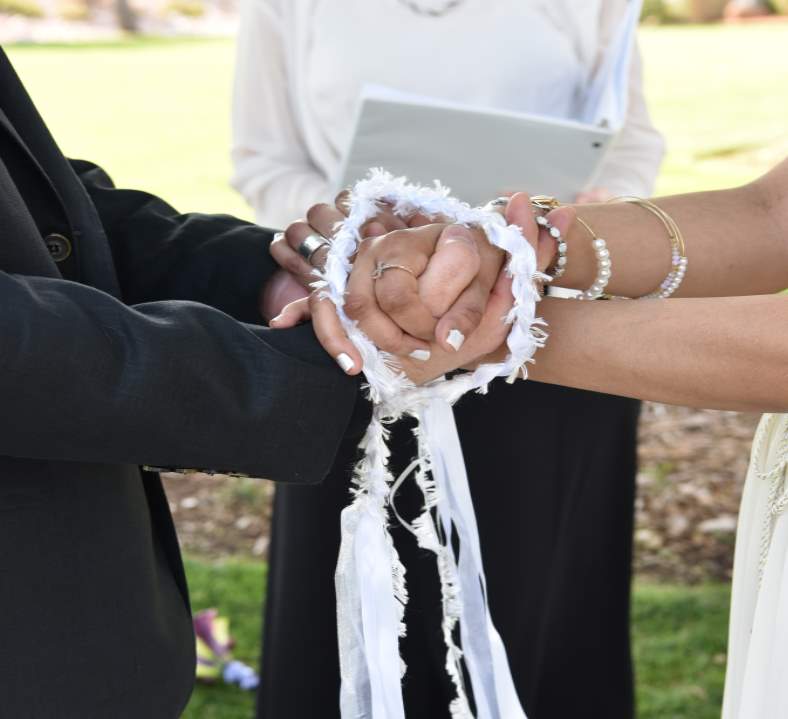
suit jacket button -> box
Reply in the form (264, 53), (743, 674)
(45, 233), (72, 262)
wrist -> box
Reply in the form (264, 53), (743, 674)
(460, 339), (508, 371)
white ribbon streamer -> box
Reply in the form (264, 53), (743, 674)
(322, 169), (544, 719)
(422, 400), (526, 719)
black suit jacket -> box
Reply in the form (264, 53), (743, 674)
(0, 48), (359, 718)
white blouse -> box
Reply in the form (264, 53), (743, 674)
(232, 0), (665, 229)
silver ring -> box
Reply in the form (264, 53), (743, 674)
(297, 233), (330, 264)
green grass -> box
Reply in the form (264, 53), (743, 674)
(183, 557), (731, 719)
(633, 584), (730, 719)
(639, 23), (788, 195)
(6, 37), (250, 220)
(182, 558), (265, 719)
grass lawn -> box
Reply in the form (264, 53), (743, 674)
(6, 37), (251, 220)
(184, 557), (731, 719)
(639, 23), (788, 195)
(183, 558), (266, 719)
(633, 583), (730, 718)
(4, 22), (783, 718)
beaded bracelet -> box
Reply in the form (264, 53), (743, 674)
(530, 196), (567, 282)
(536, 215), (567, 281)
(531, 195), (613, 299)
(574, 217), (612, 300)
(610, 196), (688, 299)
(482, 196), (567, 284)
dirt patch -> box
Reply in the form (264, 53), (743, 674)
(634, 404), (759, 582)
(163, 403), (762, 582)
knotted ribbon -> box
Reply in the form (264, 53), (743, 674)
(317, 170), (545, 719)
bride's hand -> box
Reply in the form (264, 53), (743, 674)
(270, 191), (553, 338)
(264, 194), (411, 321)
(394, 268), (516, 384)
(269, 266), (514, 383)
(270, 221), (497, 373)
(268, 193), (412, 290)
(271, 193), (570, 381)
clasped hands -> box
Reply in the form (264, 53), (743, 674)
(265, 192), (573, 384)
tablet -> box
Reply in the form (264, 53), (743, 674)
(337, 85), (616, 206)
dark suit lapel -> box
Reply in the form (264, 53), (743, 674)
(0, 103), (71, 218)
(0, 155), (61, 277)
(0, 52), (73, 205)
(0, 102), (21, 143)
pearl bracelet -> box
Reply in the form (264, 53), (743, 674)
(574, 218), (612, 300)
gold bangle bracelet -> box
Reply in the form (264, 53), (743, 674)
(609, 196), (688, 299)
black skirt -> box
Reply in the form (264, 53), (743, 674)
(256, 381), (640, 719)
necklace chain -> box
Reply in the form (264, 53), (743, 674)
(397, 0), (466, 18)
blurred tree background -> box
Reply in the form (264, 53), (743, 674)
(2, 0), (786, 35)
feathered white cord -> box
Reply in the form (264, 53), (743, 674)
(320, 170), (545, 719)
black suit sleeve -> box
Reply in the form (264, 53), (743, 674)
(69, 159), (275, 324)
(0, 269), (359, 483)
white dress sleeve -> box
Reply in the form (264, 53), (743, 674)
(230, 0), (332, 229)
(594, 38), (665, 197)
(592, 39), (666, 197)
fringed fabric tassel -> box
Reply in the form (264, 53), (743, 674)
(336, 411), (408, 719)
(325, 170), (541, 719)
(412, 426), (473, 718)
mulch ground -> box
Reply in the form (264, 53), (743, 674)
(163, 404), (762, 583)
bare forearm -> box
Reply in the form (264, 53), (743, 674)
(555, 162), (788, 299)
(526, 295), (788, 413)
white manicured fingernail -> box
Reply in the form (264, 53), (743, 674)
(409, 349), (431, 362)
(446, 329), (465, 351)
(336, 353), (355, 373)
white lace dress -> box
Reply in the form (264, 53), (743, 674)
(723, 413), (788, 718)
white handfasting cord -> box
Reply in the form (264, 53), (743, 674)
(316, 170), (546, 719)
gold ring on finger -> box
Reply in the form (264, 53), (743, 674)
(371, 261), (417, 281)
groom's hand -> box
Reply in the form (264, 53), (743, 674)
(347, 222), (504, 353)
(270, 218), (510, 378)
(269, 196), (499, 353)
(264, 195), (411, 322)
(269, 192), (563, 380)
(272, 221), (492, 362)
